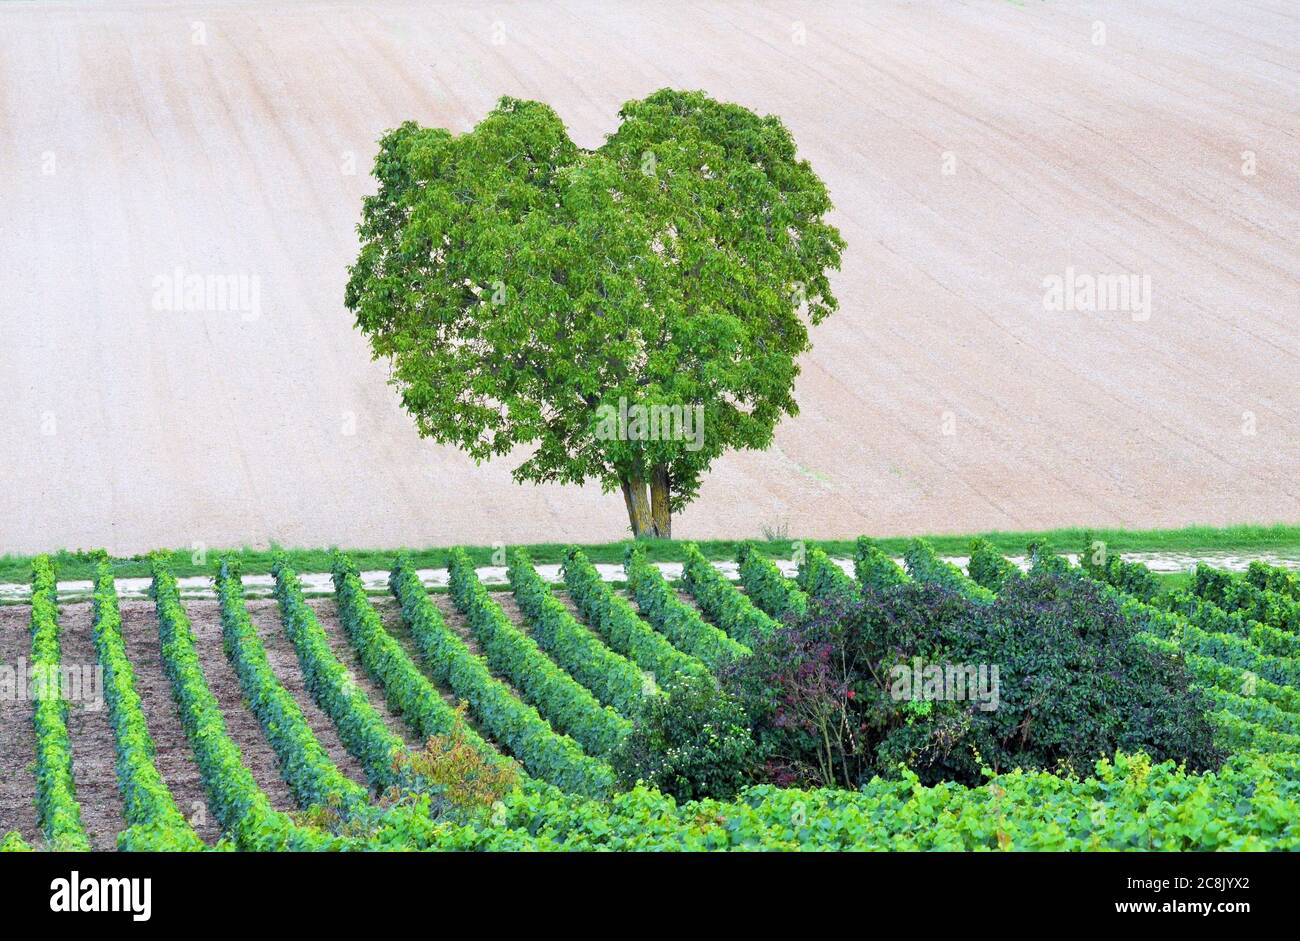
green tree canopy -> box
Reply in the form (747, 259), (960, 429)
(345, 89), (844, 537)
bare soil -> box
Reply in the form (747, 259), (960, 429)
(114, 602), (222, 843)
(57, 604), (126, 850)
(3, 1), (1296, 556)
(305, 599), (422, 748)
(490, 594), (532, 637)
(371, 595), (502, 750)
(245, 598), (368, 789)
(181, 601), (300, 811)
(551, 591), (589, 625)
(430, 595), (530, 703)
(0, 606), (38, 844)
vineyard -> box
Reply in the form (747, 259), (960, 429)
(2, 536), (1298, 851)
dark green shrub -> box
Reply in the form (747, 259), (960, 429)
(611, 675), (756, 801)
(726, 569), (1223, 789)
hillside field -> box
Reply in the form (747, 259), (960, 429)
(2, 0), (1297, 554)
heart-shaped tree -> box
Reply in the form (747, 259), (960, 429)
(345, 89), (844, 538)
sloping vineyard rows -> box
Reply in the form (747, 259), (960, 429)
(624, 547), (750, 671)
(1167, 592), (1300, 659)
(1141, 632), (1300, 716)
(328, 554), (506, 766)
(150, 564), (343, 850)
(272, 559), (410, 792)
(902, 539), (995, 602)
(91, 563), (205, 850)
(854, 537), (910, 591)
(737, 542), (807, 620)
(966, 538), (1022, 593)
(6, 542), (1298, 853)
(1192, 564), (1300, 633)
(964, 542), (1300, 736)
(796, 546), (858, 601)
(215, 561), (371, 815)
(1082, 552), (1300, 663)
(562, 548), (708, 682)
(507, 548), (646, 717)
(1080, 556), (1300, 700)
(448, 549), (629, 756)
(1245, 560), (1300, 601)
(327, 541), (1300, 852)
(390, 555), (614, 797)
(1027, 548), (1300, 762)
(681, 544), (777, 647)
(1201, 684), (1300, 737)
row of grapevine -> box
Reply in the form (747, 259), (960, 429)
(902, 539), (995, 602)
(1166, 590), (1300, 659)
(962, 543), (1300, 754)
(1141, 632), (1300, 717)
(1155, 611), (1300, 689)
(29, 557), (91, 851)
(965, 539), (1021, 593)
(562, 548), (708, 681)
(1192, 564), (1300, 633)
(150, 563), (341, 850)
(796, 546), (857, 601)
(271, 559), (408, 791)
(0, 833), (31, 852)
(1082, 559), (1300, 688)
(624, 547), (750, 670)
(229, 560), (457, 850)
(1245, 560), (1300, 600)
(448, 549), (629, 756)
(1080, 551), (1160, 603)
(1030, 547), (1300, 744)
(90, 562), (205, 850)
(329, 554), (505, 765)
(507, 548), (646, 717)
(390, 555), (614, 797)
(1209, 709), (1300, 754)
(1201, 684), (1300, 737)
(681, 544), (777, 647)
(736, 543), (807, 619)
(853, 537), (909, 591)
(215, 561), (370, 814)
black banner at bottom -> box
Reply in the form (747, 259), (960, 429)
(0, 851), (1283, 927)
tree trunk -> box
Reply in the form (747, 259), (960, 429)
(649, 464), (672, 539)
(621, 476), (654, 538)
